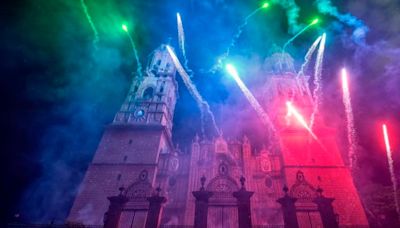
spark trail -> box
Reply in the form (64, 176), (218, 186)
(286, 102), (318, 141)
(297, 35), (322, 78)
(166, 46), (220, 136)
(296, 36), (322, 95)
(176, 13), (188, 69)
(80, 0), (99, 48)
(122, 25), (143, 78)
(210, 3), (269, 72)
(281, 19), (319, 74)
(341, 68), (357, 169)
(225, 64), (275, 134)
(282, 19), (319, 53)
(382, 124), (400, 221)
(309, 33), (326, 131)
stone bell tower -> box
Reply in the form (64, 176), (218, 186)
(67, 44), (179, 226)
(263, 51), (369, 227)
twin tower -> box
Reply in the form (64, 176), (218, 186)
(68, 44), (369, 227)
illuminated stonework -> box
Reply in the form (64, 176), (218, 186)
(68, 46), (368, 227)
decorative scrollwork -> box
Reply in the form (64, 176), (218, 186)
(289, 170), (317, 202)
(124, 170), (152, 201)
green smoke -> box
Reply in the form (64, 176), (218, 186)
(271, 0), (301, 34)
(314, 0), (369, 44)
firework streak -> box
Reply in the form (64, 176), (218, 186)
(341, 68), (357, 169)
(282, 19), (319, 53)
(310, 33), (326, 130)
(382, 124), (400, 221)
(166, 46), (220, 136)
(297, 35), (322, 78)
(296, 35), (322, 96)
(123, 27), (143, 78)
(80, 0), (99, 48)
(225, 64), (275, 134)
(210, 4), (269, 73)
(176, 13), (188, 69)
(286, 101), (318, 141)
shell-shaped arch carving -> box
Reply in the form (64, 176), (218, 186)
(124, 170), (153, 202)
(206, 175), (239, 202)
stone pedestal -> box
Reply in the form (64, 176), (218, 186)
(192, 176), (213, 228)
(313, 187), (338, 228)
(233, 176), (254, 228)
(145, 187), (167, 228)
(277, 186), (299, 228)
(104, 188), (129, 228)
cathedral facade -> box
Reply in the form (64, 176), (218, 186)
(67, 44), (369, 227)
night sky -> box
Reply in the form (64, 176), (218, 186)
(1, 0), (400, 225)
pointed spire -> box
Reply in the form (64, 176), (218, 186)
(200, 175), (206, 191)
(240, 176), (246, 190)
(243, 135), (249, 144)
(193, 133), (200, 143)
(118, 187), (125, 196)
(282, 185), (289, 196)
(155, 184), (162, 196)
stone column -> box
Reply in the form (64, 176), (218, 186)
(192, 176), (213, 228)
(313, 187), (338, 228)
(145, 186), (167, 228)
(233, 176), (254, 228)
(276, 185), (299, 228)
(104, 187), (129, 228)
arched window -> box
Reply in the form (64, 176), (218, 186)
(143, 87), (154, 100)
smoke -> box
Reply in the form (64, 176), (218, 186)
(271, 0), (301, 34)
(18, 44), (128, 223)
(80, 0), (99, 48)
(6, 0), (131, 223)
(314, 0), (369, 45)
(4, 0), (400, 225)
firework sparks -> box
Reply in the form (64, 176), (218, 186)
(209, 2), (270, 73)
(286, 101), (318, 141)
(80, 0), (99, 48)
(382, 124), (400, 221)
(341, 68), (358, 169)
(166, 45), (220, 136)
(297, 35), (322, 78)
(122, 24), (143, 78)
(282, 18), (319, 53)
(225, 64), (275, 134)
(310, 33), (326, 130)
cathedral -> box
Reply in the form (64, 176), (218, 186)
(67, 44), (369, 227)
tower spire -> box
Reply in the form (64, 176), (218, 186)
(113, 44), (178, 134)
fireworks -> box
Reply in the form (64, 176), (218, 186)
(80, 0), (99, 48)
(296, 35), (322, 97)
(286, 101), (318, 141)
(282, 18), (320, 53)
(309, 33), (326, 131)
(176, 13), (189, 70)
(297, 35), (322, 77)
(341, 68), (358, 169)
(225, 64), (275, 134)
(210, 2), (270, 72)
(382, 124), (400, 221)
(122, 24), (143, 78)
(166, 46), (220, 136)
